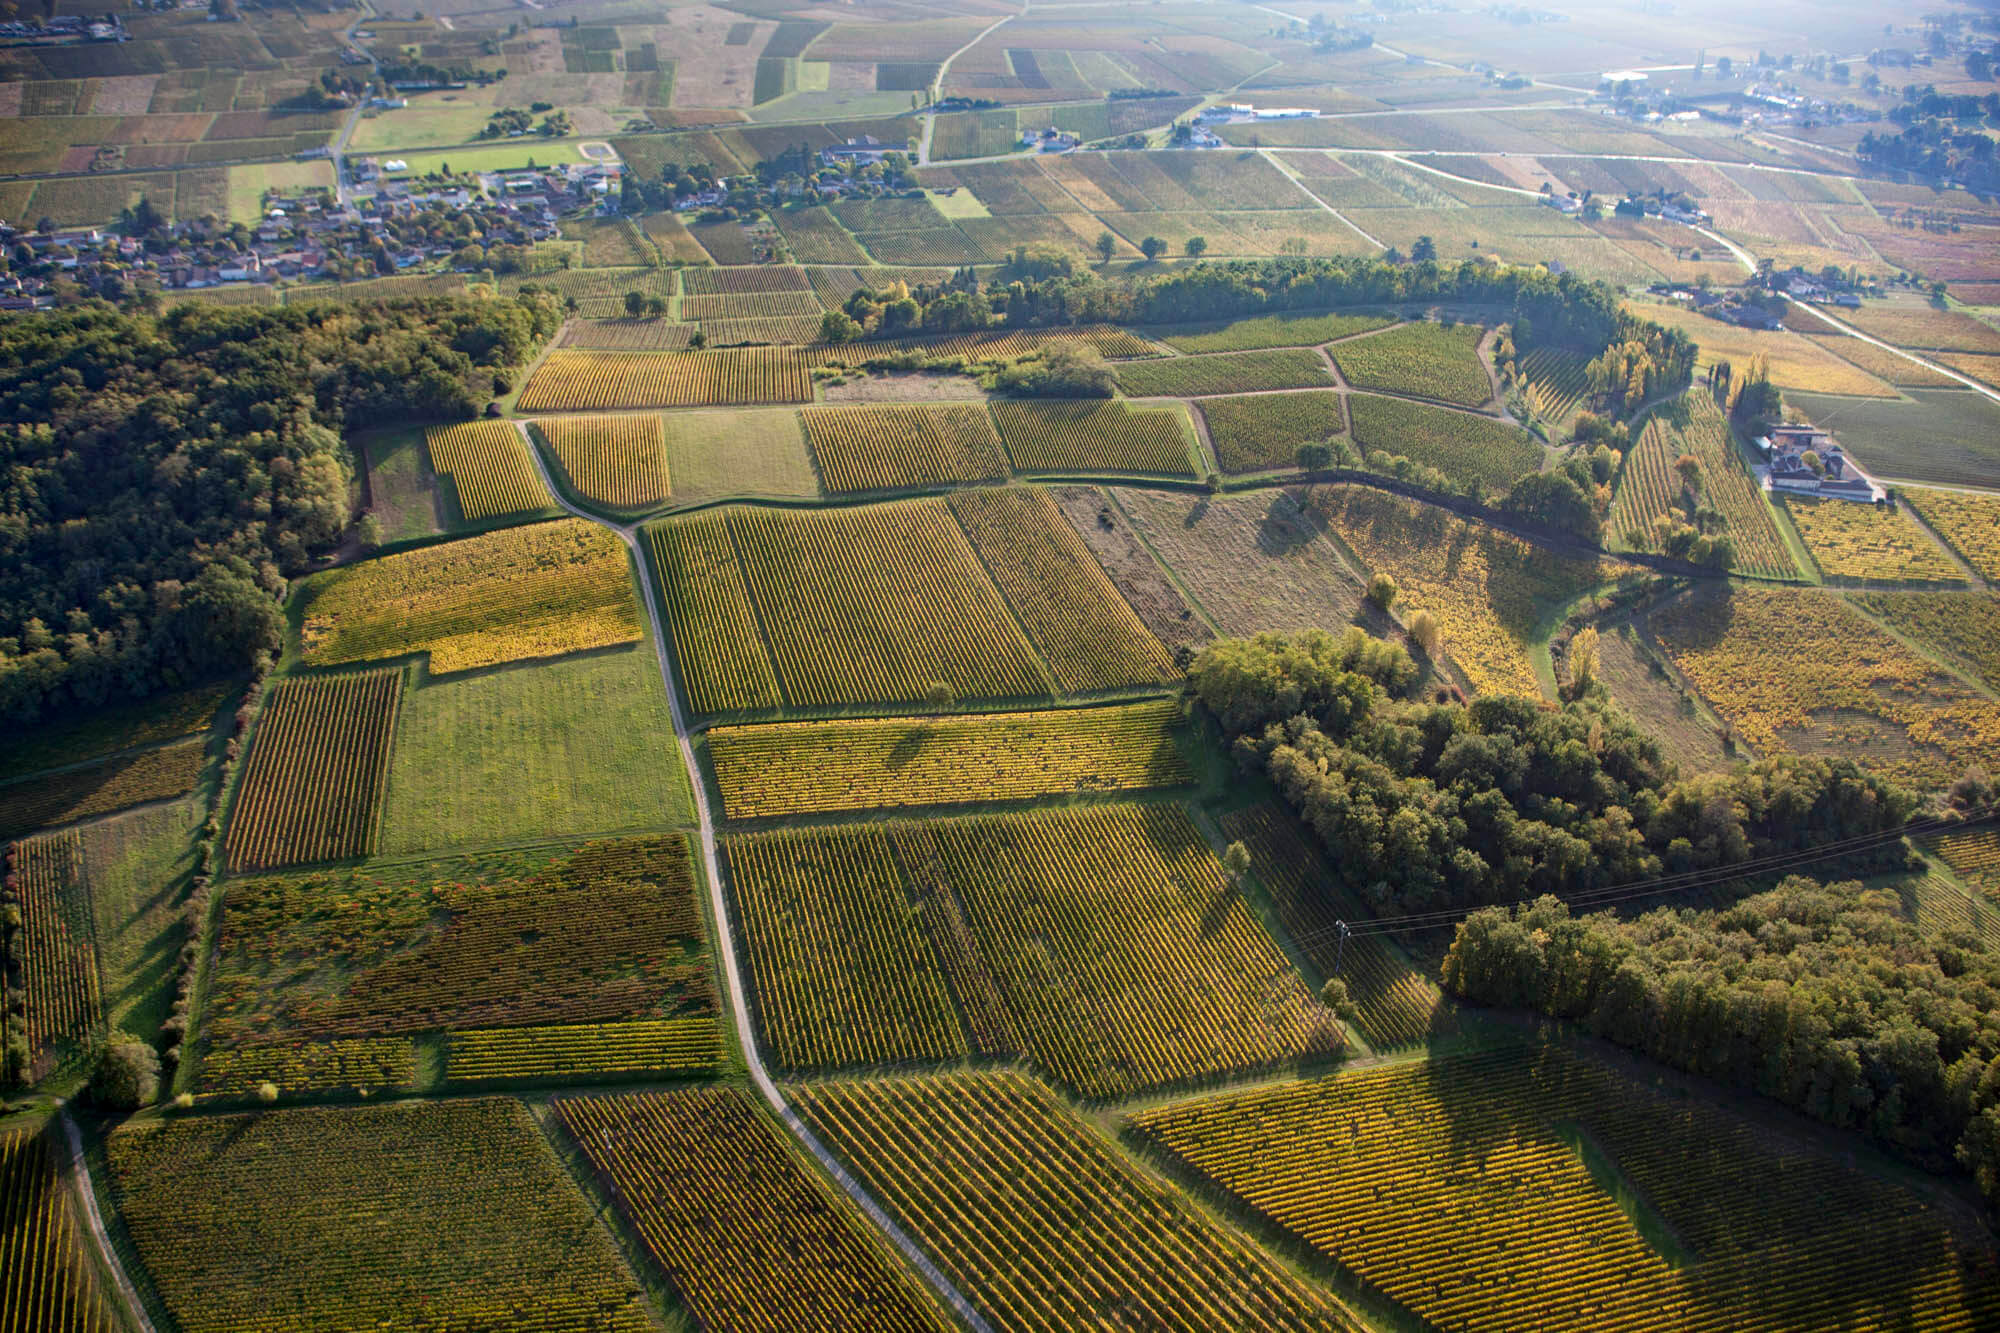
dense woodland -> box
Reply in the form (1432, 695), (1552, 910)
(0, 294), (562, 727)
(1443, 878), (2000, 1206)
(1193, 630), (1914, 914)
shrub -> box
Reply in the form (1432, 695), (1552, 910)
(91, 1035), (161, 1110)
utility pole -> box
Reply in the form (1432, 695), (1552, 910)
(1331, 920), (1350, 979)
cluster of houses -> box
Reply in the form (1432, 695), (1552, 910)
(1757, 423), (1881, 502)
(1016, 126), (1081, 153)
(0, 13), (125, 44)
(1195, 103), (1320, 124)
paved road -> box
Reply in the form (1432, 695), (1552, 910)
(331, 2), (383, 206)
(919, 11), (1021, 166)
(511, 425), (995, 1333)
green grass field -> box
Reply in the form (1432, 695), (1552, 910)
(82, 797), (202, 1040)
(660, 407), (821, 503)
(377, 642), (694, 858)
(358, 429), (448, 544)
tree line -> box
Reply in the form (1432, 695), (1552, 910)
(0, 293), (563, 728)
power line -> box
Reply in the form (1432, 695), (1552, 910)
(1287, 805), (1995, 949)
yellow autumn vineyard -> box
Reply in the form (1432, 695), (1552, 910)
(425, 421), (550, 522)
(1904, 488), (2000, 580)
(1781, 496), (1963, 584)
(534, 414), (671, 510)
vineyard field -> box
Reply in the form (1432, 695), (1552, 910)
(891, 803), (1330, 1098)
(222, 669), (401, 872)
(1198, 390), (1346, 473)
(949, 487), (1179, 693)
(1854, 591), (2000, 691)
(0, 738), (205, 842)
(555, 319), (699, 351)
(1329, 321), (1492, 406)
(992, 400), (1194, 475)
(447, 1019), (723, 1083)
(794, 1072), (1358, 1333)
(106, 1099), (655, 1332)
(1609, 393), (1797, 580)
(1131, 1047), (2000, 1331)
(725, 825), (968, 1070)
(0, 1128), (120, 1333)
(801, 402), (1009, 492)
(520, 349), (815, 410)
(1346, 393), (1542, 493)
(1904, 488), (2000, 579)
(707, 699), (1190, 818)
(644, 512), (784, 717)
(1931, 826), (2000, 905)
(1221, 806), (1451, 1050)
(558, 1088), (948, 1333)
(1783, 496), (1963, 584)
(1114, 347), (1334, 398)
(1159, 310), (1397, 354)
(1653, 585), (2000, 790)
(1514, 345), (1591, 430)
(535, 415), (671, 511)
(201, 837), (714, 1062)
(197, 1037), (417, 1098)
(0, 680), (227, 784)
(8, 831), (102, 1069)
(424, 421), (550, 523)
(301, 519), (641, 675)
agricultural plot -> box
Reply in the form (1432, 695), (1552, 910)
(893, 803), (1330, 1098)
(794, 1072), (1358, 1333)
(1158, 310), (1398, 354)
(659, 406), (820, 504)
(105, 1100), (654, 1333)
(423, 421), (551, 523)
(770, 205), (871, 264)
(731, 501), (1052, 709)
(196, 1038), (417, 1099)
(708, 699), (1190, 818)
(0, 1128), (120, 1333)
(1609, 392), (1798, 580)
(1346, 393), (1543, 493)
(1652, 585), (2000, 791)
(1513, 345), (1592, 431)
(0, 738), (205, 843)
(645, 512), (784, 717)
(556, 320), (699, 352)
(447, 1019), (722, 1084)
(1049, 486), (1215, 658)
(1115, 347), (1334, 398)
(682, 290), (823, 322)
(499, 268), (677, 320)
(1111, 488), (1364, 639)
(1902, 488), (2000, 580)
(74, 797), (201, 1042)
(1221, 806), (1451, 1050)
(950, 487), (1179, 694)
(1198, 391), (1348, 475)
(726, 825), (966, 1070)
(1636, 304), (1897, 398)
(1305, 486), (1629, 696)
(520, 349), (815, 410)
(535, 414), (671, 511)
(1932, 826), (2000, 906)
(8, 831), (101, 1071)
(558, 1089), (947, 1333)
(1782, 497), (1963, 585)
(0, 681), (226, 784)
(1835, 302), (2000, 354)
(1853, 592), (2000, 693)
(991, 400), (1194, 475)
(200, 837), (714, 1084)
(1328, 321), (1491, 406)
(222, 669), (402, 872)
(1593, 623), (1736, 776)
(1130, 1046), (2000, 1332)
(301, 519), (641, 675)
(800, 402), (1009, 492)
(1785, 389), (2000, 490)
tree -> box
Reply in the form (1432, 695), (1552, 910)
(1408, 609), (1441, 657)
(923, 681), (957, 709)
(1410, 235), (1437, 262)
(1674, 452), (1703, 494)
(257, 1081), (279, 1103)
(819, 309), (862, 343)
(1222, 840), (1251, 886)
(1801, 449), (1825, 475)
(1366, 571), (1398, 610)
(1500, 471), (1602, 543)
(1185, 235), (1208, 258)
(90, 1035), (160, 1109)
(1567, 625), (1600, 695)
(624, 290), (648, 318)
(1096, 230), (1116, 264)
(1319, 977), (1360, 1023)
(1140, 236), (1167, 262)
(1296, 440), (1334, 473)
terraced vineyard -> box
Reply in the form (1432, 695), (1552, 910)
(558, 1088), (948, 1333)
(949, 487), (1178, 693)
(301, 519), (642, 675)
(794, 1072), (1359, 1333)
(1330, 321), (1491, 406)
(1198, 390), (1346, 473)
(1783, 496), (1963, 584)
(1904, 487), (2000, 579)
(892, 803), (1330, 1098)
(105, 1099), (655, 1332)
(725, 825), (968, 1070)
(1610, 392), (1797, 580)
(1220, 806), (1450, 1050)
(991, 400), (1194, 475)
(0, 1128), (120, 1333)
(222, 669), (402, 872)
(1114, 347), (1335, 397)
(644, 511), (784, 716)
(7, 831), (101, 1067)
(707, 699), (1190, 818)
(1131, 1048), (2000, 1331)
(535, 414), (671, 510)
(801, 402), (1009, 492)
(447, 1019), (723, 1083)
(520, 349), (815, 409)
(424, 420), (550, 522)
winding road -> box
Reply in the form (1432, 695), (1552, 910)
(511, 425), (995, 1333)
(61, 1111), (156, 1333)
